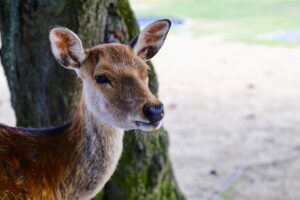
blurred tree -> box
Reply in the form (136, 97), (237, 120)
(0, 0), (184, 199)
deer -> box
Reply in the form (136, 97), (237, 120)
(0, 19), (171, 200)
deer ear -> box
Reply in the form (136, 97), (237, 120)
(49, 27), (86, 70)
(129, 19), (171, 61)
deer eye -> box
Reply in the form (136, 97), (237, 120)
(147, 68), (151, 77)
(95, 75), (110, 84)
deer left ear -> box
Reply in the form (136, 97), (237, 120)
(129, 19), (171, 61)
(49, 27), (86, 70)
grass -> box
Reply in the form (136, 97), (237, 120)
(129, 0), (300, 46)
(221, 191), (233, 200)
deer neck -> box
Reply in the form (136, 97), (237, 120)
(64, 98), (124, 199)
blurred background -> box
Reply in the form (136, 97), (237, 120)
(1, 0), (300, 199)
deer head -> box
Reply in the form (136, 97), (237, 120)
(49, 20), (171, 131)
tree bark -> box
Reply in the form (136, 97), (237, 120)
(0, 0), (185, 199)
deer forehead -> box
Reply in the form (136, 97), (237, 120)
(83, 44), (148, 79)
(81, 45), (151, 106)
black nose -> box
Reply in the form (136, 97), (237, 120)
(143, 103), (164, 125)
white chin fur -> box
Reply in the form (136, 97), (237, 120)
(135, 121), (162, 132)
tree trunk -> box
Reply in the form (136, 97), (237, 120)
(0, 0), (185, 199)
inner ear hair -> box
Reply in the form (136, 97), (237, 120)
(137, 46), (158, 60)
(49, 26), (86, 70)
(129, 19), (171, 60)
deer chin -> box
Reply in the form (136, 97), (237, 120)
(134, 120), (162, 132)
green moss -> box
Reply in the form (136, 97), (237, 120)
(118, 0), (140, 39)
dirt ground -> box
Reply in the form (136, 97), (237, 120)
(0, 62), (15, 125)
(1, 32), (300, 200)
(152, 33), (300, 200)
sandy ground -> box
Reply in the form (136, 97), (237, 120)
(1, 32), (300, 200)
(151, 33), (300, 200)
(0, 61), (15, 126)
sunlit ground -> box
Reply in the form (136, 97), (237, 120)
(130, 0), (300, 199)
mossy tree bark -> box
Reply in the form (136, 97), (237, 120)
(0, 0), (184, 199)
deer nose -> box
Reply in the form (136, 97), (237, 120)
(143, 103), (164, 124)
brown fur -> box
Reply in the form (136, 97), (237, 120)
(55, 31), (78, 58)
(0, 20), (171, 199)
(82, 44), (159, 121)
(0, 101), (85, 199)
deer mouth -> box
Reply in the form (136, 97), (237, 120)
(135, 121), (161, 129)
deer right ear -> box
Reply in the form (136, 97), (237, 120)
(129, 19), (171, 61)
(49, 27), (86, 70)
